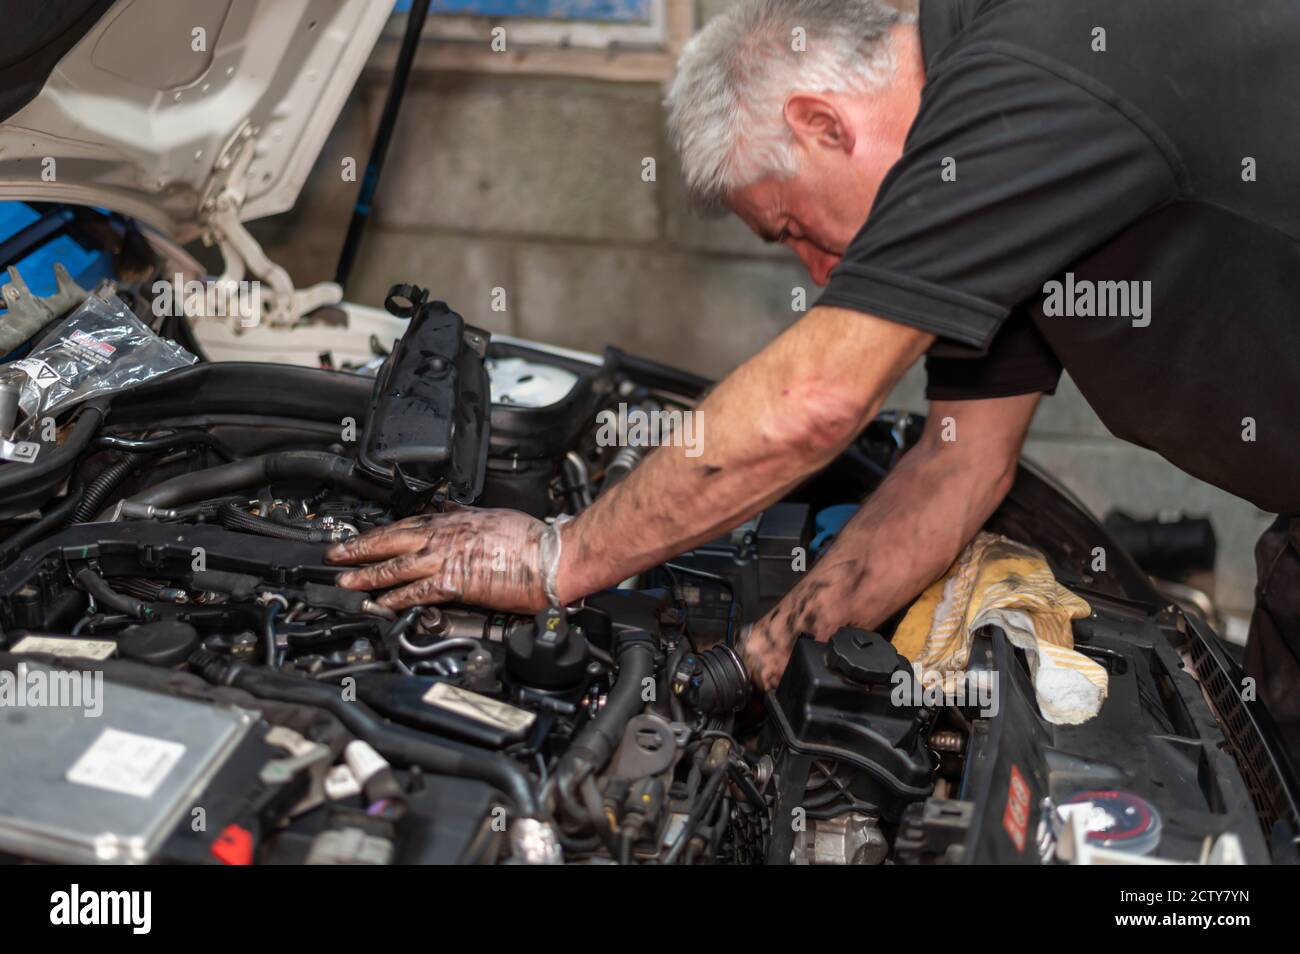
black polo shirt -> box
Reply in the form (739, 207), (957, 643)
(819, 0), (1300, 514)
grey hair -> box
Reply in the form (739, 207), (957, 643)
(666, 0), (911, 210)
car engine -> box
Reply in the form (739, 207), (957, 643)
(0, 277), (1290, 865)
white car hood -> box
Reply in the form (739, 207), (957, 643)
(0, 0), (390, 242)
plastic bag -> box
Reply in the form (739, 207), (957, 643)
(0, 290), (196, 450)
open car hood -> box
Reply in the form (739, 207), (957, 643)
(0, 0), (390, 243)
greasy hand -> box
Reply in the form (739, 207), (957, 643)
(740, 559), (873, 691)
(326, 507), (549, 612)
(740, 609), (800, 692)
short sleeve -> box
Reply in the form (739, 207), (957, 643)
(817, 49), (1180, 352)
(925, 306), (1062, 401)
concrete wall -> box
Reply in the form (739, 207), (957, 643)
(248, 0), (1271, 621)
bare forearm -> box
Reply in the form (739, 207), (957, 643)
(768, 436), (1015, 641)
(752, 393), (1042, 661)
(555, 309), (931, 602)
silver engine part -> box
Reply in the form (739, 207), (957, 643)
(0, 663), (254, 864)
(790, 812), (888, 865)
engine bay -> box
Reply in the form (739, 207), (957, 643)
(0, 280), (1291, 865)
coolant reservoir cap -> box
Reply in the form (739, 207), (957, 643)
(1059, 790), (1162, 855)
(827, 628), (905, 686)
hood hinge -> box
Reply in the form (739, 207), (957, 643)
(196, 122), (342, 329)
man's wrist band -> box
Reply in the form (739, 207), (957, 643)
(539, 514), (573, 608)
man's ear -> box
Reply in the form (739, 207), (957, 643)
(783, 94), (856, 154)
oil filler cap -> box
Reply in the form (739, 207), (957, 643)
(506, 607), (588, 690)
(116, 620), (200, 668)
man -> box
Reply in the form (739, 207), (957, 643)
(329, 0), (1300, 758)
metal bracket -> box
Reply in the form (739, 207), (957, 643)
(197, 122), (342, 329)
(0, 263), (87, 353)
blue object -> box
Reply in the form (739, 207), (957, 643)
(0, 202), (115, 363)
(0, 203), (40, 240)
(811, 505), (859, 555)
(0, 203), (111, 299)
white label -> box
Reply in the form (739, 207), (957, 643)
(11, 636), (116, 660)
(344, 740), (388, 785)
(324, 764), (362, 800)
(66, 727), (185, 799)
(11, 358), (61, 389)
(422, 682), (536, 734)
(68, 329), (116, 359)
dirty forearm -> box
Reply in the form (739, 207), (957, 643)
(554, 308), (932, 603)
(758, 393), (1042, 642)
(764, 439), (1008, 642)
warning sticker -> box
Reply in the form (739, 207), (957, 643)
(422, 682), (536, 734)
(11, 357), (62, 389)
(66, 727), (186, 799)
(1002, 764), (1032, 853)
(10, 636), (116, 660)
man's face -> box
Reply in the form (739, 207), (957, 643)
(723, 28), (923, 287)
(727, 153), (885, 287)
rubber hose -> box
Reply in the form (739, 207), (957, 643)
(94, 432), (238, 462)
(557, 631), (656, 781)
(0, 475), (85, 566)
(122, 452), (385, 511)
(189, 650), (540, 816)
(73, 454), (143, 523)
(73, 566), (153, 620)
(217, 502), (335, 543)
(263, 600), (281, 667)
(0, 399), (106, 495)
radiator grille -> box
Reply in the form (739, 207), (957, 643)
(1186, 634), (1296, 837)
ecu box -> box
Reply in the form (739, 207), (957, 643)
(0, 663), (255, 864)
